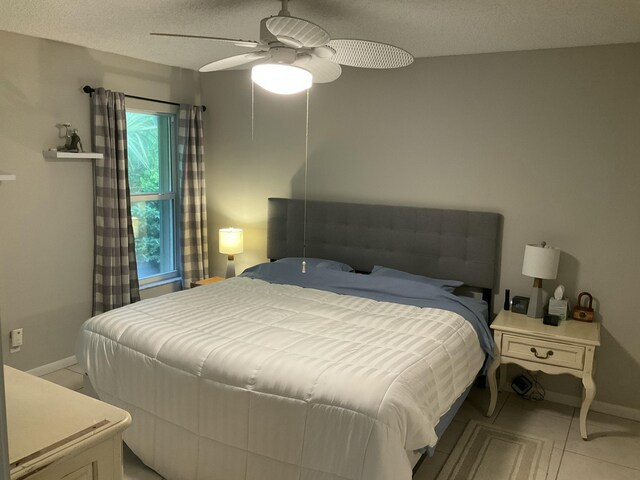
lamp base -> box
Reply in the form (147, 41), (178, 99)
(225, 255), (236, 279)
(527, 285), (545, 318)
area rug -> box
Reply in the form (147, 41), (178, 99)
(436, 420), (553, 480)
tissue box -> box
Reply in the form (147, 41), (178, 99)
(548, 298), (568, 320)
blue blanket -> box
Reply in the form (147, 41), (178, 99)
(241, 262), (494, 369)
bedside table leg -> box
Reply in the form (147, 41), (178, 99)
(580, 373), (596, 440)
(486, 345), (500, 417)
(580, 346), (597, 440)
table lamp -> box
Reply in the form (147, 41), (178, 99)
(219, 228), (243, 278)
(522, 241), (560, 318)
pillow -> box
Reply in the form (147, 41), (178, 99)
(275, 257), (354, 272)
(369, 265), (463, 292)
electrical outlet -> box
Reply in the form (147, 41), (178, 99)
(10, 328), (23, 353)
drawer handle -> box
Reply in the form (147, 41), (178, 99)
(530, 347), (554, 359)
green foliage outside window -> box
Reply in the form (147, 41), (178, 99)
(127, 112), (165, 275)
(127, 113), (160, 195)
(131, 201), (161, 271)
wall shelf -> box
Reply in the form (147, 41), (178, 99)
(43, 150), (104, 160)
(0, 170), (16, 181)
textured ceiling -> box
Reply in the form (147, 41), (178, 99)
(1, 0), (639, 71)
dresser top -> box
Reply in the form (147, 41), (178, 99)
(4, 366), (130, 476)
(491, 310), (601, 346)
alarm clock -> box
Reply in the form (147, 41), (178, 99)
(511, 296), (530, 314)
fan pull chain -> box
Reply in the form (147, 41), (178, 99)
(251, 81), (255, 143)
(302, 89), (310, 273)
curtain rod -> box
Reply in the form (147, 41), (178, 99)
(82, 85), (206, 112)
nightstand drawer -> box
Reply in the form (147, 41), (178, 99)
(501, 333), (585, 370)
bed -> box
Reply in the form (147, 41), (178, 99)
(77, 198), (501, 480)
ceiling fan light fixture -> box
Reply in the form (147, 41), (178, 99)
(251, 64), (312, 95)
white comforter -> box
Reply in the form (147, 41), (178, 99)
(77, 277), (484, 480)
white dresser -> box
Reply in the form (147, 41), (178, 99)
(4, 366), (131, 480)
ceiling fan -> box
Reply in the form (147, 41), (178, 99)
(151, 0), (414, 94)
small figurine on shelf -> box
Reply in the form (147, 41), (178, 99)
(57, 123), (84, 153)
(67, 129), (84, 153)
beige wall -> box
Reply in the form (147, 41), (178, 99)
(201, 43), (640, 411)
(0, 31), (199, 370)
(0, 29), (637, 413)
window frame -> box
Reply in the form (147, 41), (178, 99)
(126, 103), (180, 286)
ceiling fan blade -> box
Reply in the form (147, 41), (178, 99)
(151, 33), (259, 48)
(294, 55), (342, 84)
(199, 51), (269, 72)
(266, 16), (330, 48)
(327, 39), (414, 69)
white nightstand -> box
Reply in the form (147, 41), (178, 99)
(486, 310), (600, 440)
(190, 276), (224, 288)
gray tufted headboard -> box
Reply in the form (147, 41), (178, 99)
(267, 198), (502, 292)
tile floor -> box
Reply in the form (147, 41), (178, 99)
(41, 366), (640, 480)
(414, 387), (640, 480)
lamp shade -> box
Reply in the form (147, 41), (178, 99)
(522, 243), (560, 279)
(251, 64), (312, 95)
(219, 228), (243, 255)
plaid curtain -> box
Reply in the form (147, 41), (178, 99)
(178, 104), (209, 288)
(91, 88), (140, 314)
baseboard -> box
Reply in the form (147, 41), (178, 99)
(542, 390), (640, 422)
(27, 355), (77, 377)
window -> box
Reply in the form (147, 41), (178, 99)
(126, 110), (178, 284)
